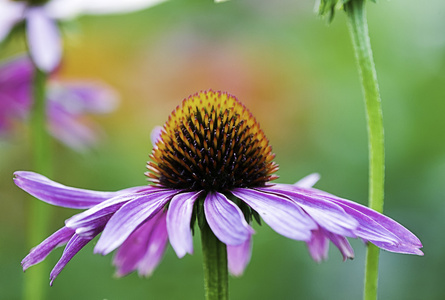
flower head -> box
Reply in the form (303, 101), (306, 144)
(0, 0), (166, 71)
(15, 90), (422, 284)
(0, 55), (118, 151)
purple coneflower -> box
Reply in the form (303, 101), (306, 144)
(15, 90), (422, 285)
(0, 55), (118, 151)
(0, 0), (165, 71)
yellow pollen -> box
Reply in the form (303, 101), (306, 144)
(146, 90), (279, 191)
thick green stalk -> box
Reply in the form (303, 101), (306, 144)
(24, 67), (52, 300)
(344, 1), (385, 300)
(200, 222), (229, 300)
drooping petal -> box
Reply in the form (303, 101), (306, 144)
(94, 189), (177, 255)
(113, 210), (168, 277)
(65, 187), (159, 234)
(136, 212), (169, 276)
(13, 171), (148, 209)
(26, 7), (61, 72)
(263, 185), (359, 237)
(47, 81), (119, 114)
(294, 173), (321, 189)
(150, 125), (163, 147)
(231, 188), (316, 241)
(270, 184), (423, 256)
(46, 0), (166, 19)
(366, 240), (423, 255)
(331, 197), (423, 255)
(204, 192), (253, 246)
(22, 226), (75, 271)
(167, 191), (201, 258)
(227, 235), (252, 276)
(324, 230), (354, 261)
(0, 1), (25, 42)
(306, 228), (329, 263)
(49, 232), (99, 286)
(47, 103), (101, 151)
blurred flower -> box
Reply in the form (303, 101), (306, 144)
(15, 90), (422, 284)
(0, 0), (166, 71)
(0, 55), (118, 151)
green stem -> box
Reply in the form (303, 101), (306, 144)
(24, 67), (52, 300)
(200, 222), (229, 300)
(344, 1), (385, 300)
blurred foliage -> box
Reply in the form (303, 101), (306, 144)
(1, 0), (444, 299)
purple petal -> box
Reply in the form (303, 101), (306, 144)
(278, 184), (423, 255)
(65, 187), (159, 234)
(113, 210), (168, 277)
(204, 192), (253, 246)
(231, 188), (316, 241)
(136, 212), (169, 276)
(94, 189), (177, 255)
(0, 56), (33, 131)
(264, 184), (359, 236)
(324, 230), (354, 261)
(306, 228), (329, 263)
(13, 171), (147, 209)
(0, 55), (33, 85)
(22, 226), (75, 271)
(331, 197), (423, 255)
(47, 103), (101, 151)
(49, 232), (98, 285)
(227, 235), (252, 276)
(367, 240), (423, 255)
(0, 1), (25, 42)
(26, 7), (61, 72)
(294, 173), (321, 188)
(167, 191), (201, 258)
(47, 80), (118, 114)
(150, 126), (163, 146)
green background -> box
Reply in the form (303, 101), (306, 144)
(1, 0), (444, 299)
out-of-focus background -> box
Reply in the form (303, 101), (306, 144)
(1, 0), (444, 299)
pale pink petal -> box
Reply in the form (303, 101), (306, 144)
(150, 126), (163, 147)
(48, 80), (118, 114)
(227, 235), (252, 276)
(26, 7), (61, 72)
(47, 104), (100, 151)
(294, 173), (321, 188)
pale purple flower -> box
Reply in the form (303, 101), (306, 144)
(0, 55), (118, 151)
(15, 90), (422, 285)
(0, 0), (166, 72)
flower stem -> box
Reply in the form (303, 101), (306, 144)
(200, 221), (229, 300)
(24, 67), (52, 300)
(344, 1), (385, 300)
